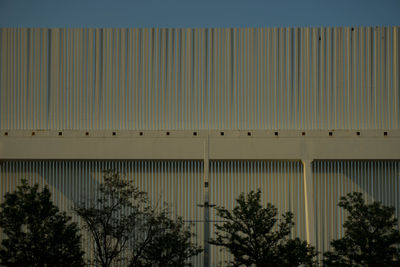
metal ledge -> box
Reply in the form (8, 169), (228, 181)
(1, 130), (399, 160)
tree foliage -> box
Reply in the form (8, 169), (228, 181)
(74, 170), (148, 267)
(130, 210), (202, 267)
(210, 189), (316, 267)
(75, 170), (201, 267)
(323, 192), (400, 267)
(0, 180), (85, 267)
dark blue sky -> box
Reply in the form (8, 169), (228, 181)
(0, 0), (399, 28)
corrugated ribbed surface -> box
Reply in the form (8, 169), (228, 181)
(0, 160), (204, 266)
(209, 161), (306, 266)
(313, 160), (400, 257)
(1, 27), (399, 130)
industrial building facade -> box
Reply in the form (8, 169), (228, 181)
(0, 27), (399, 266)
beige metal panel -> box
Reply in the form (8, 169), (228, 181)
(209, 132), (400, 160)
(1, 27), (399, 130)
(0, 28), (50, 130)
(209, 161), (306, 266)
(1, 130), (400, 160)
(313, 160), (400, 257)
(0, 160), (204, 266)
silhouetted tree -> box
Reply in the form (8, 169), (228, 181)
(0, 180), (85, 267)
(74, 170), (148, 267)
(210, 190), (316, 267)
(324, 192), (400, 266)
(130, 210), (202, 267)
(75, 170), (201, 267)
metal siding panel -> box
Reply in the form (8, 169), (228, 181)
(209, 160), (306, 266)
(313, 160), (400, 259)
(0, 160), (204, 266)
(0, 27), (399, 130)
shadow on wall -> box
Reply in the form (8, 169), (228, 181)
(313, 160), (400, 211)
(0, 160), (203, 215)
(0, 160), (206, 266)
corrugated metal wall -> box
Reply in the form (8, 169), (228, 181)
(0, 160), (204, 266)
(1, 27), (399, 130)
(313, 160), (400, 256)
(1, 28), (400, 266)
(209, 161), (306, 266)
(1, 160), (399, 265)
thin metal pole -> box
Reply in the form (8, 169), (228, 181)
(203, 137), (210, 267)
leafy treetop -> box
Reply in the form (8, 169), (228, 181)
(0, 180), (85, 267)
(324, 192), (400, 267)
(210, 189), (316, 267)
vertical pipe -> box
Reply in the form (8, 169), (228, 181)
(303, 159), (316, 246)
